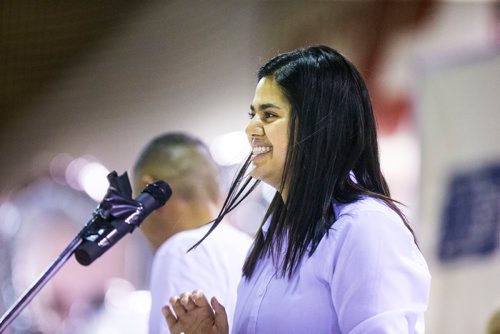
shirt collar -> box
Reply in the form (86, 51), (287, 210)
(261, 216), (271, 238)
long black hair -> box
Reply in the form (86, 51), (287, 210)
(193, 45), (415, 279)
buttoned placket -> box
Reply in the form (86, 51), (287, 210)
(244, 260), (275, 333)
(244, 218), (275, 333)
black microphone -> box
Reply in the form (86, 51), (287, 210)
(74, 180), (172, 266)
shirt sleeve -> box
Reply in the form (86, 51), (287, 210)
(148, 239), (223, 334)
(330, 209), (431, 334)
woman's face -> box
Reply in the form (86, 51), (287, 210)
(246, 76), (291, 191)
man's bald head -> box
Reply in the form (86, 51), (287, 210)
(133, 133), (220, 205)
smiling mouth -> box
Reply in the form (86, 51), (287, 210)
(251, 146), (272, 157)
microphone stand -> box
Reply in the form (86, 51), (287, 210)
(0, 235), (83, 333)
(0, 171), (139, 333)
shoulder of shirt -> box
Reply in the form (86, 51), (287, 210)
(329, 196), (408, 240)
(335, 196), (398, 218)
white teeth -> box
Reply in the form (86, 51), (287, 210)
(252, 146), (272, 154)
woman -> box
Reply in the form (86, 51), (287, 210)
(163, 45), (431, 333)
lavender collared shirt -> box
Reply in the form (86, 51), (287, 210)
(232, 197), (431, 333)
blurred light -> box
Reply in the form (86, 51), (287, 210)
(49, 153), (73, 184)
(104, 278), (135, 310)
(78, 162), (110, 202)
(378, 131), (419, 182)
(90, 284), (148, 334)
(0, 201), (21, 238)
(209, 131), (250, 166)
(95, 324), (121, 334)
(64, 156), (110, 201)
(127, 290), (151, 314)
(65, 157), (89, 190)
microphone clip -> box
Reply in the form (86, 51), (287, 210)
(75, 171), (147, 265)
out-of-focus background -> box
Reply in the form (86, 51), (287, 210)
(0, 1), (499, 333)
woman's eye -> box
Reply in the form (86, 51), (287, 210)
(264, 112), (276, 119)
(248, 111), (255, 119)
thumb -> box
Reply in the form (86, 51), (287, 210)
(211, 297), (229, 333)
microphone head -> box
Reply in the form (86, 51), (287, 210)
(143, 180), (172, 207)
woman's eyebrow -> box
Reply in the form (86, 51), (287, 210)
(250, 103), (281, 111)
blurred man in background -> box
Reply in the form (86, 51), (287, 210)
(488, 308), (500, 334)
(133, 132), (251, 334)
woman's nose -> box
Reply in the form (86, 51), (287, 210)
(245, 118), (264, 137)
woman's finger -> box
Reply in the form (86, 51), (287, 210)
(162, 305), (177, 329)
(180, 292), (197, 311)
(169, 295), (187, 317)
(191, 290), (211, 308)
(211, 296), (229, 333)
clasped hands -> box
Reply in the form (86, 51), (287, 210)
(163, 290), (229, 334)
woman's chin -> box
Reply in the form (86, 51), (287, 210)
(248, 167), (265, 182)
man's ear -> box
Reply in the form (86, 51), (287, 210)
(141, 174), (156, 186)
(134, 174), (155, 197)
(139, 174), (172, 215)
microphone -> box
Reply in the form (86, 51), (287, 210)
(74, 176), (172, 266)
